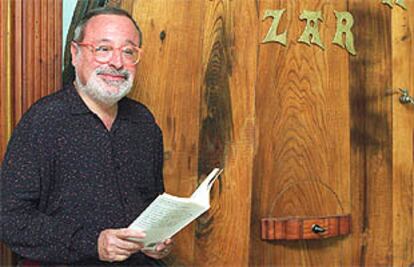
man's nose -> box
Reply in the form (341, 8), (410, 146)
(108, 49), (124, 69)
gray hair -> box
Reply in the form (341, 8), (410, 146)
(73, 7), (143, 47)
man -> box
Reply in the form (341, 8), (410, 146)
(0, 7), (172, 265)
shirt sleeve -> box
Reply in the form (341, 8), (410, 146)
(0, 115), (99, 263)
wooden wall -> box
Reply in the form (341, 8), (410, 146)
(0, 0), (13, 264)
(391, 0), (414, 264)
(0, 0), (62, 265)
(349, 0), (393, 264)
(121, 0), (257, 265)
(1, 0), (413, 266)
(0, 0), (12, 160)
(122, 0), (414, 266)
(251, 0), (350, 265)
(349, 1), (414, 265)
(0, 0), (62, 141)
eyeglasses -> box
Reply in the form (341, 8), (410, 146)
(73, 41), (142, 66)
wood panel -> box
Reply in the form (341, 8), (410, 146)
(0, 0), (14, 265)
(349, 1), (393, 265)
(392, 0), (414, 265)
(193, 0), (256, 266)
(20, 0), (62, 120)
(251, 0), (351, 266)
(0, 0), (62, 265)
(122, 1), (205, 265)
(12, 0), (23, 124)
(125, 1), (257, 266)
(115, 1), (414, 266)
(122, 1), (414, 265)
(0, 0), (12, 159)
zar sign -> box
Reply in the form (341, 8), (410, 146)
(262, 0), (408, 56)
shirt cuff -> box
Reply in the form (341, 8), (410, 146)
(69, 226), (100, 260)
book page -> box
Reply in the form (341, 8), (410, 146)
(129, 194), (208, 249)
(128, 168), (223, 250)
(190, 168), (223, 203)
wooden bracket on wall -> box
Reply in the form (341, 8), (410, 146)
(261, 214), (351, 240)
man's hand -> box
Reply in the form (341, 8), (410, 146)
(141, 239), (173, 259)
(98, 228), (145, 262)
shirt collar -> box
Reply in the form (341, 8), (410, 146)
(117, 97), (143, 125)
(66, 84), (92, 115)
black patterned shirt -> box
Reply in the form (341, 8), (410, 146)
(0, 85), (164, 265)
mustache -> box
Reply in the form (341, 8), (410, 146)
(95, 67), (130, 79)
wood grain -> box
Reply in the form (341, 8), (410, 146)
(251, 0), (350, 265)
(0, 0), (11, 159)
(392, 0), (414, 265)
(194, 0), (256, 266)
(13, 0), (23, 123)
(48, 0), (53, 94)
(40, 0), (47, 97)
(125, 1), (257, 266)
(19, 0), (62, 120)
(23, 0), (34, 110)
(123, 1), (205, 265)
(349, 1), (394, 265)
(0, 0), (15, 264)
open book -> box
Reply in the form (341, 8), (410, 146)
(128, 168), (223, 250)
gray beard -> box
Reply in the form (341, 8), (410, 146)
(75, 66), (133, 107)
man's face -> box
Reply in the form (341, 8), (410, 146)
(71, 14), (140, 106)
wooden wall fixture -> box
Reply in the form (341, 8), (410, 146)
(261, 215), (351, 241)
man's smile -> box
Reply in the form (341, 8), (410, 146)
(98, 73), (127, 81)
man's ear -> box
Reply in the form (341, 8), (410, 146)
(71, 42), (79, 66)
